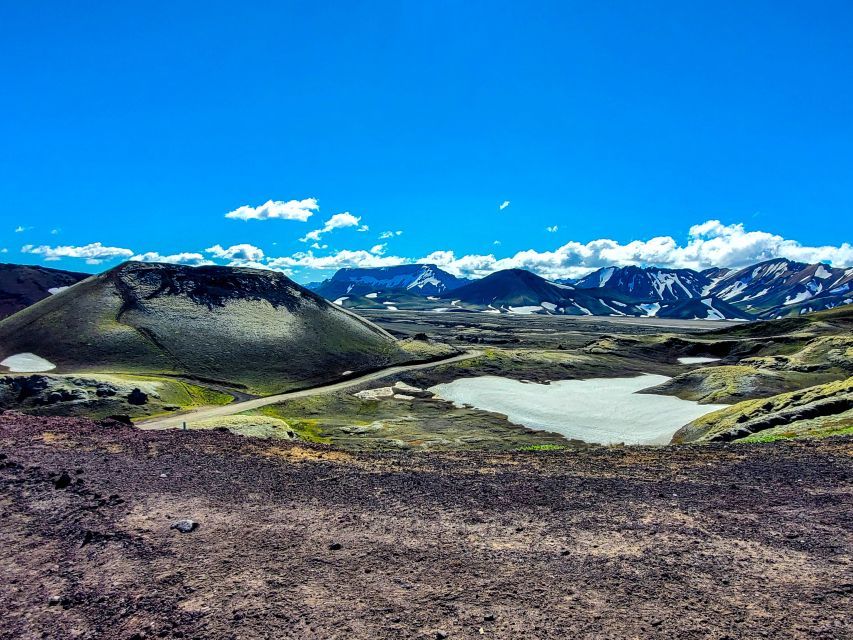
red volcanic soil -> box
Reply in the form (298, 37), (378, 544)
(0, 411), (851, 639)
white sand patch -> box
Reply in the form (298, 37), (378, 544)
(677, 357), (721, 365)
(429, 374), (728, 445)
(1, 353), (57, 372)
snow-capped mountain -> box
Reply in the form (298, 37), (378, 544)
(309, 258), (853, 320)
(311, 264), (468, 298)
(706, 258), (853, 318)
(575, 265), (708, 301)
(438, 268), (740, 318)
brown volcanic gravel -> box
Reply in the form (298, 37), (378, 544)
(0, 412), (851, 640)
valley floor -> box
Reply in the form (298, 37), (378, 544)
(1, 412), (850, 640)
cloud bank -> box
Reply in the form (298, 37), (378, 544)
(22, 242), (134, 265)
(17, 220), (853, 281)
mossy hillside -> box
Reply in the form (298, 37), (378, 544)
(640, 365), (837, 405)
(735, 412), (853, 443)
(0, 275), (178, 375)
(0, 262), (415, 395)
(672, 377), (853, 443)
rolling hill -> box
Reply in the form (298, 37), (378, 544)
(0, 261), (415, 394)
(0, 263), (89, 319)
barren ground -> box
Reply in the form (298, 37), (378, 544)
(1, 412), (851, 640)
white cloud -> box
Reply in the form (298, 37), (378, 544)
(22, 242), (134, 265)
(300, 212), (362, 243)
(267, 249), (407, 271)
(379, 230), (403, 239)
(499, 201), (510, 211)
(493, 240), (501, 245)
(50, 228), (60, 235)
(546, 225), (558, 233)
(205, 243), (265, 262)
(131, 251), (214, 266)
(14, 226), (31, 233)
(0, 248), (7, 253)
(358, 224), (369, 232)
(225, 198), (318, 222)
(370, 244), (386, 255)
(407, 220), (853, 280)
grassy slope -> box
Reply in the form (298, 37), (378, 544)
(672, 377), (853, 443)
(0, 263), (413, 395)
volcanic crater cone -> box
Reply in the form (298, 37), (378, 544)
(0, 261), (409, 394)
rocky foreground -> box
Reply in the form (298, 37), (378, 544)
(0, 412), (850, 640)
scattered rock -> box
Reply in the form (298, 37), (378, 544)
(54, 472), (72, 490)
(170, 520), (198, 534)
(354, 387), (395, 400)
(48, 596), (61, 606)
(329, 542), (342, 551)
(393, 381), (432, 398)
(127, 388), (148, 405)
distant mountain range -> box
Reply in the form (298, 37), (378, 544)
(1, 258), (850, 324)
(312, 264), (468, 298)
(308, 258), (853, 320)
(0, 263), (89, 320)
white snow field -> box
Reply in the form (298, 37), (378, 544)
(429, 374), (728, 445)
(1, 353), (57, 372)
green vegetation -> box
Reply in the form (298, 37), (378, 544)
(518, 444), (569, 451)
(249, 405), (332, 443)
(737, 421), (853, 443)
(673, 377), (853, 443)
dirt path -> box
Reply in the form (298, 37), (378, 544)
(138, 350), (483, 430)
(0, 413), (850, 640)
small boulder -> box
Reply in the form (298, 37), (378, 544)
(127, 388), (148, 405)
(170, 519), (198, 534)
(54, 472), (72, 490)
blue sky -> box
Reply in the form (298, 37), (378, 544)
(1, 0), (851, 281)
